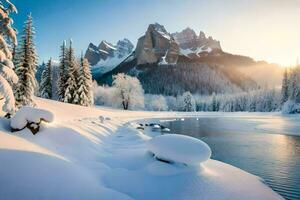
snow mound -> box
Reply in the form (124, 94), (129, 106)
(161, 127), (170, 132)
(152, 124), (160, 129)
(147, 134), (211, 165)
(10, 106), (54, 130)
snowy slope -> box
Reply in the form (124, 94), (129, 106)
(0, 98), (284, 200)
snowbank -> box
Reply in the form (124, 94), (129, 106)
(0, 98), (284, 200)
(147, 134), (211, 165)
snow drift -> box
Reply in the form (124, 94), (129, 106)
(147, 134), (211, 165)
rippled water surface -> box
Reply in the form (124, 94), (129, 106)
(161, 117), (300, 200)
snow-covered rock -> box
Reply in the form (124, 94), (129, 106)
(152, 124), (160, 129)
(161, 127), (170, 132)
(147, 134), (211, 165)
(10, 106), (54, 130)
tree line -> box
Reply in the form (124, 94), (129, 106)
(0, 8), (94, 117)
(39, 40), (93, 107)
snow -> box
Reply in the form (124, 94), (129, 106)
(0, 98), (284, 200)
(0, 75), (16, 113)
(92, 55), (125, 74)
(179, 46), (212, 57)
(123, 54), (135, 62)
(10, 106), (54, 129)
(158, 50), (169, 65)
(147, 134), (211, 165)
(103, 40), (117, 51)
(152, 23), (172, 40)
(92, 52), (133, 75)
(161, 127), (170, 132)
(157, 30), (171, 40)
(152, 124), (160, 129)
(282, 100), (300, 114)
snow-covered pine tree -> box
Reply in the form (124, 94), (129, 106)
(57, 41), (68, 101)
(40, 58), (52, 99)
(289, 67), (298, 101)
(291, 66), (300, 103)
(72, 58), (80, 105)
(0, 0), (18, 115)
(64, 40), (78, 104)
(211, 92), (218, 111)
(181, 91), (195, 112)
(77, 53), (93, 106)
(281, 68), (289, 105)
(14, 13), (38, 107)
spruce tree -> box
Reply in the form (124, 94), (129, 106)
(211, 93), (218, 111)
(57, 41), (67, 101)
(0, 0), (18, 115)
(293, 66), (300, 103)
(77, 54), (93, 106)
(14, 13), (38, 107)
(281, 68), (289, 105)
(181, 91), (195, 112)
(289, 68), (297, 101)
(72, 58), (80, 105)
(40, 59), (52, 99)
(64, 40), (78, 103)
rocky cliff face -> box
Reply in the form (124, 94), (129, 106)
(134, 24), (222, 65)
(85, 43), (102, 66)
(84, 39), (134, 67)
(135, 23), (179, 65)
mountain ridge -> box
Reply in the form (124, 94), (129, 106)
(88, 23), (282, 94)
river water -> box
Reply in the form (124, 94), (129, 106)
(161, 116), (300, 200)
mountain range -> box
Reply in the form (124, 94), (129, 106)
(85, 23), (283, 95)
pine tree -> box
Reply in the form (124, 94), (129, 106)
(77, 54), (93, 106)
(211, 93), (218, 111)
(72, 58), (80, 105)
(181, 91), (195, 112)
(293, 66), (300, 103)
(14, 13), (38, 107)
(289, 68), (297, 101)
(40, 59), (52, 99)
(64, 40), (78, 103)
(0, 0), (18, 115)
(57, 41), (67, 101)
(281, 68), (289, 105)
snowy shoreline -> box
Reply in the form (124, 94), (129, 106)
(0, 98), (287, 200)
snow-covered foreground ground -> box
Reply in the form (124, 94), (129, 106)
(0, 98), (287, 200)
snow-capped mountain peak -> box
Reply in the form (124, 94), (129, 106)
(116, 39), (134, 58)
(173, 27), (222, 58)
(135, 23), (179, 65)
(84, 38), (134, 75)
(148, 23), (172, 40)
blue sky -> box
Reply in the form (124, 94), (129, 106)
(11, 0), (300, 66)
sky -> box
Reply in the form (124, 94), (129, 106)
(10, 0), (300, 66)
